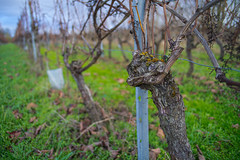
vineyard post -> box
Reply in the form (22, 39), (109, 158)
(133, 0), (149, 159)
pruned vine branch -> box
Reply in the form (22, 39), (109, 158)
(162, 2), (240, 88)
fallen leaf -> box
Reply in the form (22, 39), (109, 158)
(232, 124), (239, 129)
(66, 104), (77, 115)
(120, 90), (129, 95)
(174, 77), (183, 85)
(128, 117), (136, 126)
(219, 83), (224, 86)
(148, 105), (154, 109)
(149, 148), (161, 160)
(113, 88), (118, 91)
(196, 145), (205, 160)
(99, 105), (108, 118)
(29, 116), (37, 123)
(149, 151), (158, 160)
(35, 123), (46, 135)
(110, 149), (120, 159)
(12, 110), (23, 119)
(200, 76), (206, 80)
(211, 89), (218, 93)
(182, 94), (187, 98)
(7, 130), (21, 139)
(27, 102), (38, 110)
(100, 136), (110, 149)
(90, 130), (100, 136)
(117, 78), (125, 84)
(190, 92), (197, 95)
(48, 148), (54, 159)
(215, 97), (220, 103)
(83, 142), (102, 152)
(40, 150), (51, 153)
(149, 124), (158, 131)
(151, 148), (161, 155)
(8, 75), (13, 79)
(35, 149), (52, 156)
(131, 149), (137, 156)
(54, 98), (61, 105)
(59, 91), (64, 98)
(79, 118), (91, 131)
(204, 81), (215, 85)
(101, 126), (109, 134)
(83, 73), (91, 76)
(25, 131), (35, 138)
(157, 127), (165, 141)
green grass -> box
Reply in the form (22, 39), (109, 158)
(0, 43), (239, 159)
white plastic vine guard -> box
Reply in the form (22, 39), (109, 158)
(47, 68), (64, 90)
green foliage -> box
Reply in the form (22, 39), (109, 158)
(0, 43), (239, 159)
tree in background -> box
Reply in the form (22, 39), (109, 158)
(0, 24), (11, 44)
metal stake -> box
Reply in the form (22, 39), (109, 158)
(132, 0), (149, 159)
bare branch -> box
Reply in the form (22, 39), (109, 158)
(81, 35), (92, 51)
(163, 2), (240, 88)
(76, 117), (114, 140)
(129, 0), (140, 50)
(152, 5), (156, 55)
(63, 47), (71, 70)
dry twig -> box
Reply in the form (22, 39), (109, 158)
(76, 117), (114, 140)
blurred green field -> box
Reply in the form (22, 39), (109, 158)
(0, 43), (239, 159)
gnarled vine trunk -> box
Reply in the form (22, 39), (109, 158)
(72, 72), (102, 122)
(149, 74), (193, 160)
(63, 56), (104, 123)
(127, 52), (194, 160)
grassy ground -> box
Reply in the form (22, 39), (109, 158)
(0, 43), (239, 159)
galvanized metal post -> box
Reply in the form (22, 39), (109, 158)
(31, 32), (37, 62)
(132, 0), (149, 159)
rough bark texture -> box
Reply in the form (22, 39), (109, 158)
(66, 60), (103, 123)
(72, 72), (102, 122)
(127, 52), (194, 160)
(150, 75), (193, 160)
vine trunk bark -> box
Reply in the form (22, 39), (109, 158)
(149, 74), (194, 160)
(126, 52), (194, 159)
(71, 72), (103, 122)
